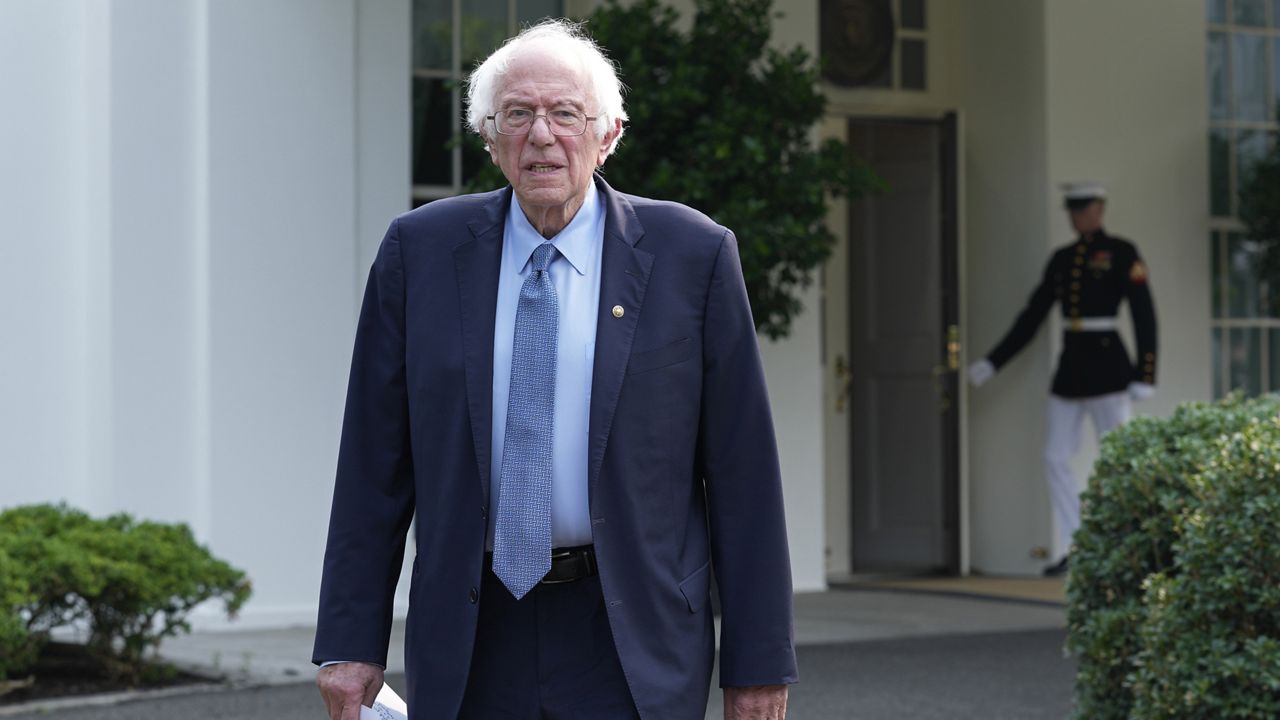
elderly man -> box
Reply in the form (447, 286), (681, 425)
(313, 20), (796, 720)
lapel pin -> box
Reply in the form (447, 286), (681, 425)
(612, 305), (625, 318)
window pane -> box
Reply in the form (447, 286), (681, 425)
(1235, 0), (1267, 25)
(901, 39), (926, 90)
(1228, 233), (1264, 317)
(1208, 32), (1228, 120)
(462, 0), (509, 69)
(1213, 232), (1224, 318)
(517, 0), (562, 26)
(1274, 0), (1280, 26)
(1209, 0), (1227, 23)
(901, 0), (926, 29)
(1237, 128), (1273, 184)
(1210, 127), (1231, 216)
(1213, 327), (1225, 398)
(413, 77), (453, 186)
(461, 133), (496, 187)
(1233, 32), (1268, 120)
(413, 0), (452, 71)
(1229, 327), (1263, 396)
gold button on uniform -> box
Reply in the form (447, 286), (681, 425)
(612, 305), (625, 318)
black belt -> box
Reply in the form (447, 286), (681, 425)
(486, 545), (598, 585)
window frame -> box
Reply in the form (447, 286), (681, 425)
(1208, 0), (1280, 396)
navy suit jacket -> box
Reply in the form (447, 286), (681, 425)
(313, 177), (797, 719)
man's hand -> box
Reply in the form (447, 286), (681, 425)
(1128, 381), (1155, 401)
(317, 661), (384, 720)
(724, 684), (788, 720)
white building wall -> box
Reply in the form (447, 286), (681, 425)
(105, 0), (206, 528)
(0, 1), (99, 511)
(761, 0), (827, 593)
(958, 0), (1056, 574)
(1043, 0), (1213, 489)
(0, 0), (411, 628)
(204, 0), (360, 625)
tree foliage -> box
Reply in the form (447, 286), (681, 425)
(467, 0), (880, 339)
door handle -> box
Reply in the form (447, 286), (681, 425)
(932, 325), (961, 414)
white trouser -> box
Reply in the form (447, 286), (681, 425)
(1044, 392), (1132, 555)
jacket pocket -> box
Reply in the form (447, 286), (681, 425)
(678, 560), (712, 613)
(627, 337), (693, 375)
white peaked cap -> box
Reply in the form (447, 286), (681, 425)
(1061, 181), (1107, 201)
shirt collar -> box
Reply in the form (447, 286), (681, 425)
(505, 184), (603, 277)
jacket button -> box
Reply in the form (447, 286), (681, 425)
(469, 588), (478, 604)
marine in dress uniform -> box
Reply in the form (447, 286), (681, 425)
(967, 182), (1158, 576)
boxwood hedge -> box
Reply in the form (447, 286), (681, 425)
(1067, 394), (1280, 718)
(0, 504), (251, 684)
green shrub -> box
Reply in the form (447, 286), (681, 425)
(1066, 394), (1280, 719)
(0, 504), (252, 683)
(75, 514), (253, 680)
(0, 504), (100, 636)
(1128, 417), (1280, 718)
(0, 547), (38, 681)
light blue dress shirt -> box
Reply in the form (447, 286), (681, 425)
(321, 189), (604, 668)
(488, 186), (604, 550)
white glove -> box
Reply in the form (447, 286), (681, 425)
(967, 359), (996, 388)
(1128, 382), (1155, 401)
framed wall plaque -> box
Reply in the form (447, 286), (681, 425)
(820, 0), (896, 87)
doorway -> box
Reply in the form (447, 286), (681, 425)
(843, 115), (960, 575)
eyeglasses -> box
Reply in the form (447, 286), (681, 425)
(487, 108), (598, 137)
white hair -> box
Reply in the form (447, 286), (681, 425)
(465, 18), (628, 156)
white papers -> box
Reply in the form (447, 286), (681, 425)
(360, 682), (408, 720)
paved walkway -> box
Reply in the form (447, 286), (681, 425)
(2, 583), (1075, 719)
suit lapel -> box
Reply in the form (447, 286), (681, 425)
(455, 188), (510, 510)
(588, 178), (653, 504)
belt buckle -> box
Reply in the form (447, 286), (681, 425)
(540, 548), (580, 585)
(539, 576), (577, 585)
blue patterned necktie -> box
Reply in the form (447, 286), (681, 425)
(493, 241), (559, 599)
